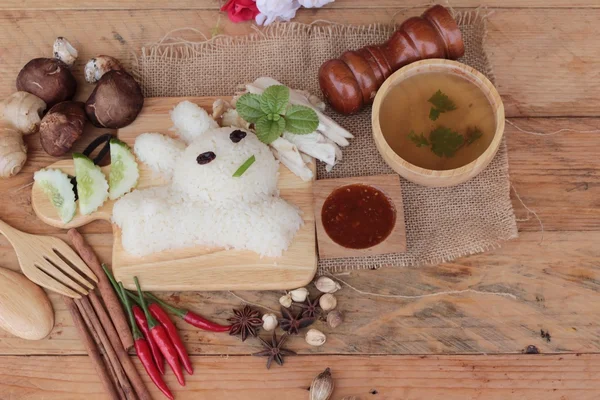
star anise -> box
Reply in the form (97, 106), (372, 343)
(298, 295), (322, 319)
(228, 305), (262, 342)
(279, 306), (314, 335)
(252, 331), (296, 369)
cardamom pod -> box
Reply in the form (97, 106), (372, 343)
(261, 313), (278, 331)
(279, 293), (293, 308)
(319, 293), (337, 311)
(289, 287), (309, 302)
(327, 310), (343, 329)
(315, 276), (341, 293)
(310, 367), (334, 400)
(305, 328), (327, 346)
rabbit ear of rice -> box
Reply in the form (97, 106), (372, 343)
(134, 132), (186, 179)
(170, 100), (218, 144)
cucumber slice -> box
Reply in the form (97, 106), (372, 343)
(109, 138), (139, 200)
(73, 153), (109, 215)
(33, 168), (76, 223)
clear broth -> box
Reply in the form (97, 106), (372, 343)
(379, 72), (496, 171)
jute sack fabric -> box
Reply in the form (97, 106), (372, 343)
(132, 9), (518, 273)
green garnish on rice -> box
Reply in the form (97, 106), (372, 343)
(232, 155), (256, 177)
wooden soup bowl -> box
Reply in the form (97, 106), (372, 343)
(372, 59), (505, 187)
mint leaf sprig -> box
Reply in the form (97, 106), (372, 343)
(236, 85), (319, 144)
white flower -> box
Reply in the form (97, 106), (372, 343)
(298, 0), (334, 7)
(255, 0), (301, 26)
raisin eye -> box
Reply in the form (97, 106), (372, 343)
(197, 151), (216, 165)
(230, 130), (247, 143)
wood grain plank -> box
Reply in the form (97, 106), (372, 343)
(1, 354), (599, 399)
(0, 9), (597, 117)
(1, 230), (599, 356)
(507, 118), (600, 232)
(2, 117), (597, 235)
(2, 1), (600, 10)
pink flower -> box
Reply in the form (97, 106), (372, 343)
(221, 0), (260, 23)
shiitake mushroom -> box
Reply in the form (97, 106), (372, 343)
(39, 101), (87, 156)
(84, 55), (123, 84)
(85, 70), (143, 129)
(16, 58), (77, 108)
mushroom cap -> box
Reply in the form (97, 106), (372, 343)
(85, 70), (143, 129)
(16, 58), (77, 108)
(39, 101), (87, 157)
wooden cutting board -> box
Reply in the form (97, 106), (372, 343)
(32, 97), (317, 291)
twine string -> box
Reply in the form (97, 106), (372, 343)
(326, 273), (518, 300)
(507, 119), (600, 136)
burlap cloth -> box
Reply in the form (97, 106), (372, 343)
(132, 8), (518, 273)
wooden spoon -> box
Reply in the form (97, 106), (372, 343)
(0, 267), (54, 340)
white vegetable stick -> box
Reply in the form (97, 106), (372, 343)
(270, 137), (314, 182)
(324, 136), (343, 162)
(283, 131), (337, 166)
(317, 123), (349, 147)
(247, 77), (354, 142)
(301, 152), (313, 164)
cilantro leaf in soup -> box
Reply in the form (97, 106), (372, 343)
(465, 126), (484, 145)
(408, 130), (430, 147)
(236, 93), (264, 123)
(428, 89), (457, 121)
(429, 107), (441, 121)
(429, 126), (464, 157)
(285, 105), (319, 134)
(260, 85), (290, 116)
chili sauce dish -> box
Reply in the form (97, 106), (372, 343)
(313, 174), (407, 259)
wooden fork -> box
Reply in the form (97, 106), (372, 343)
(0, 219), (98, 298)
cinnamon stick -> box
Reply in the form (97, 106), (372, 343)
(76, 297), (126, 400)
(89, 291), (152, 400)
(67, 228), (134, 351)
(63, 296), (120, 400)
(75, 297), (127, 400)
(77, 297), (137, 400)
(105, 354), (128, 400)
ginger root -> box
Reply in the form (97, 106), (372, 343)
(0, 124), (27, 178)
(0, 91), (47, 134)
(0, 92), (46, 178)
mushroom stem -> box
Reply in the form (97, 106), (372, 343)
(53, 37), (78, 67)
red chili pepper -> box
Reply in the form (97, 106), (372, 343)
(133, 305), (165, 375)
(135, 277), (186, 386)
(146, 292), (231, 333)
(119, 282), (173, 400)
(149, 302), (193, 375)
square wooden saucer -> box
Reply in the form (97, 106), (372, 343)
(313, 174), (407, 259)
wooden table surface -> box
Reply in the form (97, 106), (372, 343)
(1, 1), (599, 399)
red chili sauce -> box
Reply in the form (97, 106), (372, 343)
(321, 184), (396, 249)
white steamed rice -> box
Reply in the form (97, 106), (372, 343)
(113, 123), (302, 258)
(172, 127), (279, 203)
(113, 190), (302, 257)
(134, 133), (186, 179)
(170, 100), (218, 143)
